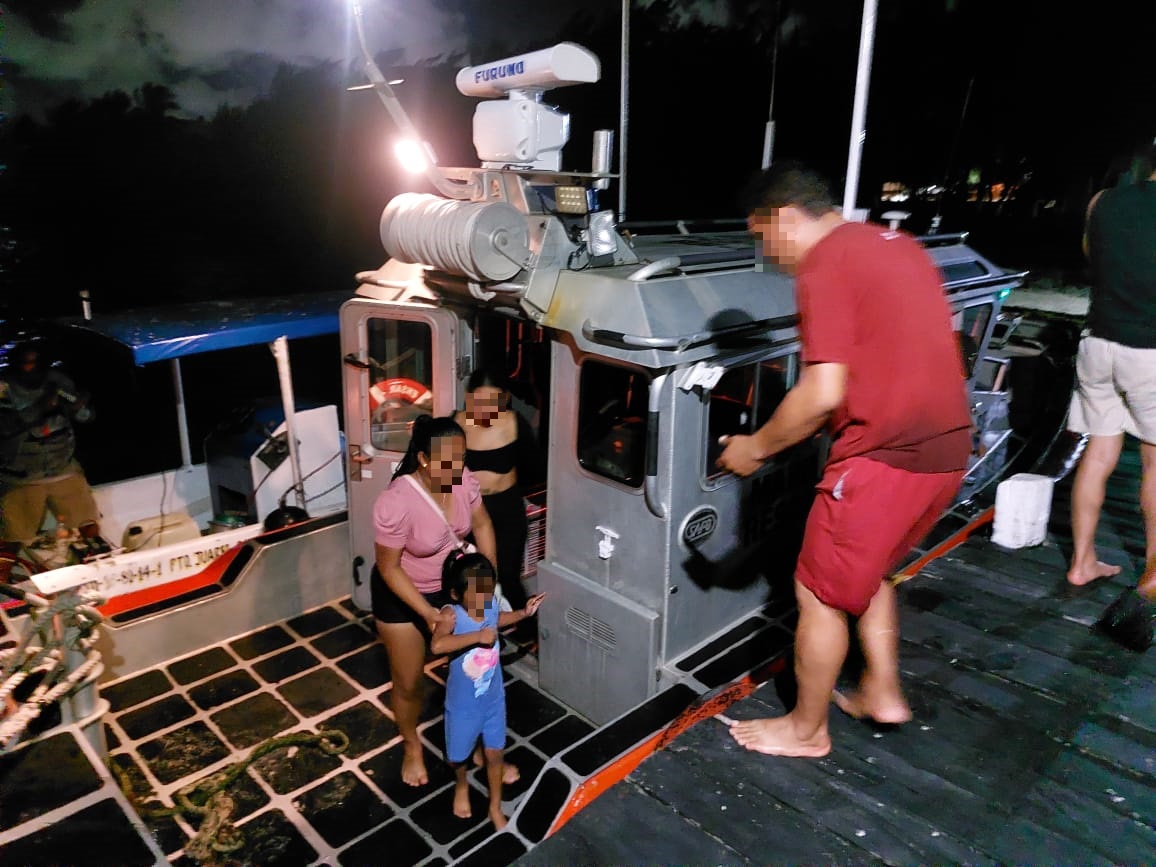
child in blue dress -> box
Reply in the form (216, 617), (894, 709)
(431, 551), (544, 829)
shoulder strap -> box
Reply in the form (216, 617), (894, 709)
(404, 474), (467, 546)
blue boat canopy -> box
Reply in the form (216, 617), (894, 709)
(58, 291), (350, 365)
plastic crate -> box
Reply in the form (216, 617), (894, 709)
(521, 499), (547, 581)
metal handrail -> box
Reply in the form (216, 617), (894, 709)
(581, 316), (796, 352)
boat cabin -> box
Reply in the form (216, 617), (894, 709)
(338, 44), (1029, 724)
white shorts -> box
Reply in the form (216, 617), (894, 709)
(1068, 335), (1156, 443)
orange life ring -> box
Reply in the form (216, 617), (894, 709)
(368, 377), (433, 413)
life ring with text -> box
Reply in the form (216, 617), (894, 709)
(369, 377), (433, 413)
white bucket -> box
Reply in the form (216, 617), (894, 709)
(991, 473), (1054, 549)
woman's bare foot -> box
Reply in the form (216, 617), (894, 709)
(832, 688), (912, 725)
(489, 807), (508, 830)
(728, 714), (831, 757)
(473, 749), (519, 784)
(402, 744), (429, 787)
(453, 781), (472, 818)
(1067, 560), (1121, 586)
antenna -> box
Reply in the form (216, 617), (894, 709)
(841, 0), (878, 220)
(761, 0), (782, 170)
(618, 0), (630, 220)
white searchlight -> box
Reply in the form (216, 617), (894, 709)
(455, 43), (601, 171)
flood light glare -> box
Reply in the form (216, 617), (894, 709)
(395, 139), (434, 174)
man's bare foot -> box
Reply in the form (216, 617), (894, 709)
(832, 688), (912, 725)
(473, 750), (519, 784)
(489, 807), (508, 830)
(728, 715), (831, 757)
(1067, 560), (1121, 586)
(402, 744), (428, 787)
(453, 782), (472, 819)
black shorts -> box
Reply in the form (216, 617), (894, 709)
(370, 565), (449, 642)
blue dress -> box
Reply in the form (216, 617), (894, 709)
(443, 598), (506, 763)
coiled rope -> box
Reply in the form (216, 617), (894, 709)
(0, 582), (105, 752)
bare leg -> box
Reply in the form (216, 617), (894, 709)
(832, 580), (912, 724)
(1068, 434), (1125, 585)
(376, 620), (429, 786)
(452, 765), (472, 819)
(484, 747), (508, 829)
(1139, 442), (1156, 602)
(729, 580), (844, 757)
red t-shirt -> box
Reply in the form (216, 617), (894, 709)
(797, 222), (971, 473)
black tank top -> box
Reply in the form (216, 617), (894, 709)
(466, 440), (517, 474)
(1086, 181), (1156, 349)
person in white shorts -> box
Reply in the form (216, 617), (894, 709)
(1066, 139), (1156, 651)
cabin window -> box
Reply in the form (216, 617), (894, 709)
(577, 361), (650, 487)
(954, 303), (993, 379)
(706, 355), (796, 479)
(366, 317), (434, 452)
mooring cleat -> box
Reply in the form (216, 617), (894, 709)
(1094, 589), (1154, 652)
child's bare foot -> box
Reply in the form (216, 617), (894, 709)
(489, 806), (508, 830)
(402, 744), (428, 787)
(728, 714), (831, 757)
(832, 688), (912, 725)
(1067, 559), (1121, 586)
(453, 781), (472, 819)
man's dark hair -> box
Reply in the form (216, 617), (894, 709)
(742, 161), (837, 218)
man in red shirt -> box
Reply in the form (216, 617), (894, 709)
(717, 162), (970, 757)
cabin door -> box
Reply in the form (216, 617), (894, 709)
(339, 300), (462, 610)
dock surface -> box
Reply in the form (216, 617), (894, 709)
(525, 439), (1155, 864)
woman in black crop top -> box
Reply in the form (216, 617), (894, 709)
(454, 370), (543, 621)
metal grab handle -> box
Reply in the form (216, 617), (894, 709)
(643, 373), (668, 519)
(628, 257), (682, 282)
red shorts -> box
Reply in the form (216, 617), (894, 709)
(796, 456), (964, 616)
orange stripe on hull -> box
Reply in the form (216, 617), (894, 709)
(892, 505), (994, 584)
(96, 545), (245, 619)
(548, 655), (789, 836)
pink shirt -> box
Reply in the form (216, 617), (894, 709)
(373, 469), (482, 593)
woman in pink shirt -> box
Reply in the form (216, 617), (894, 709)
(372, 414), (497, 787)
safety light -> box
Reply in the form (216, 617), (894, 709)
(554, 186), (589, 215)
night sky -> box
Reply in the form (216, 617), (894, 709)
(1, 0), (1153, 316)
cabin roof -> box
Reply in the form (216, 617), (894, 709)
(57, 290), (350, 364)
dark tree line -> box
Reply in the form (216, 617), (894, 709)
(0, 65), (481, 320)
